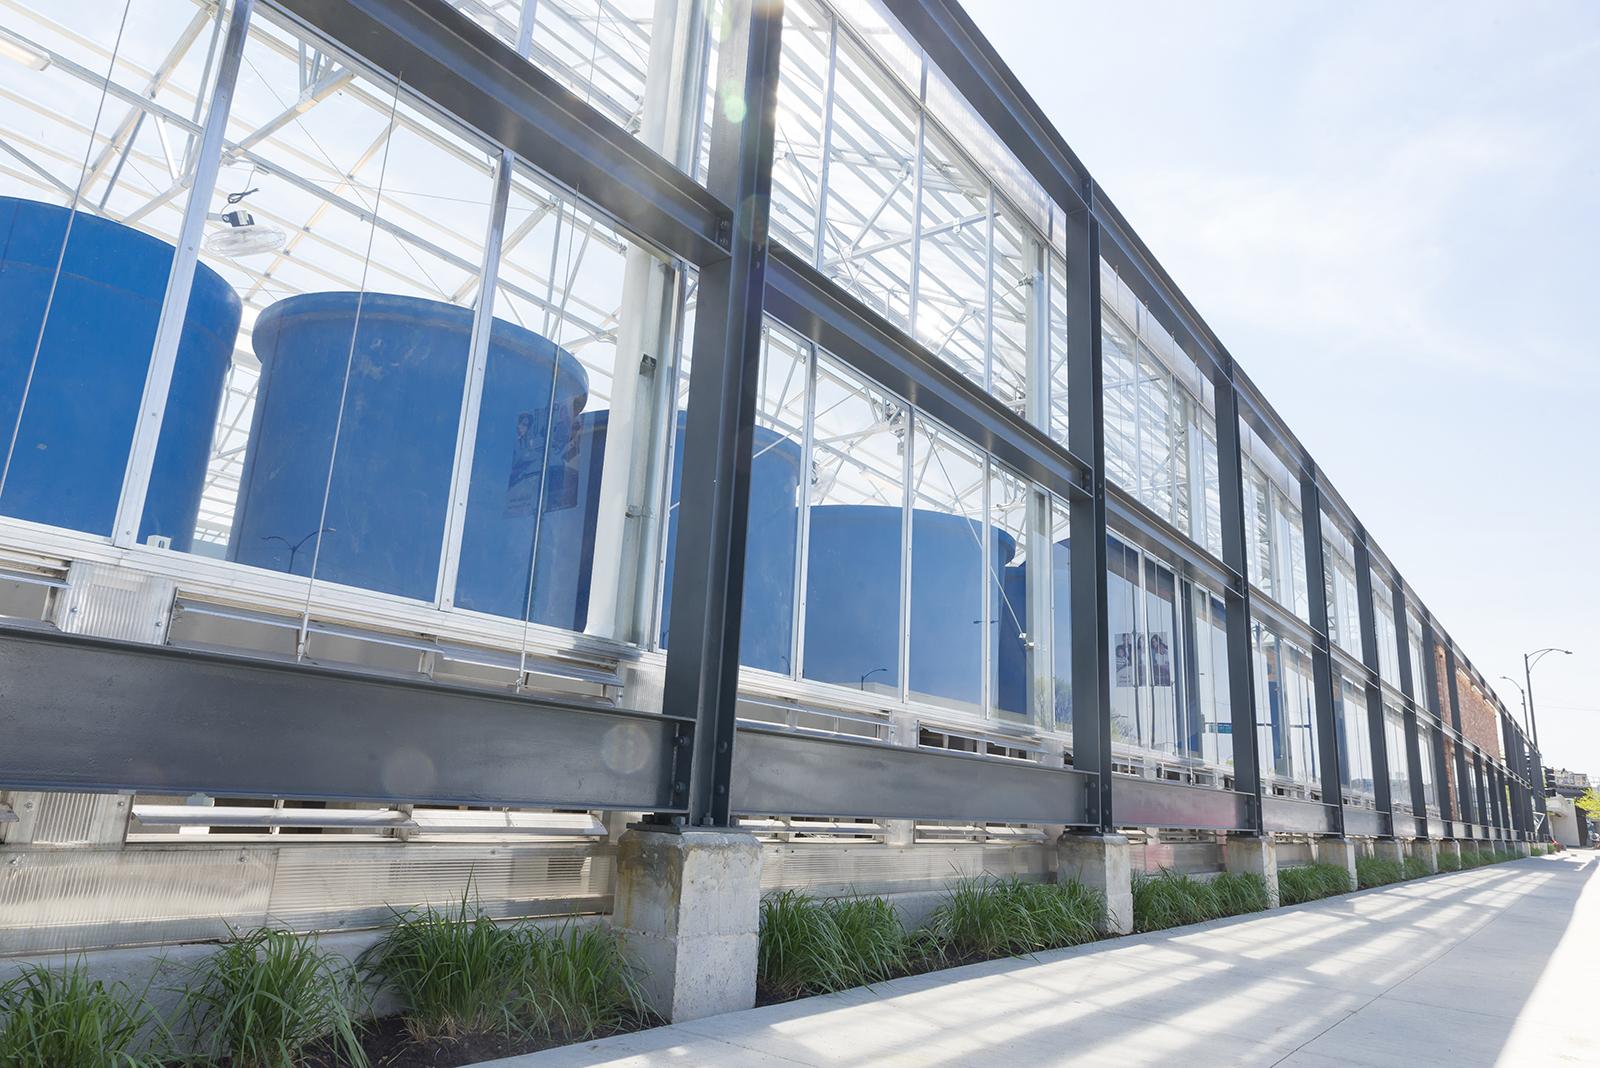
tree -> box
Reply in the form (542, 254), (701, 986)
(1576, 787), (1600, 823)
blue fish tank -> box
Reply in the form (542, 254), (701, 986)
(0, 196), (240, 548)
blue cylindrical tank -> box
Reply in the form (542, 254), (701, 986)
(513, 411), (803, 672)
(0, 196), (239, 548)
(232, 292), (589, 604)
(657, 417), (803, 675)
(802, 505), (1015, 703)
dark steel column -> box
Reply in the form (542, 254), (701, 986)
(1418, 617), (1455, 831)
(1352, 531), (1393, 834)
(659, 0), (782, 828)
(1215, 369), (1264, 836)
(1391, 577), (1429, 836)
(1445, 645), (1473, 825)
(1064, 204), (1112, 831)
(1299, 465), (1345, 835)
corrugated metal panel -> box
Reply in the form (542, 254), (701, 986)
(761, 842), (1050, 896)
(53, 561), (174, 643)
(1130, 841), (1223, 874)
(264, 844), (613, 930)
(24, 793), (128, 846)
(0, 848), (275, 954)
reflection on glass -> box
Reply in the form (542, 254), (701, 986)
(988, 463), (1028, 721)
(819, 36), (917, 328)
(802, 358), (905, 694)
(907, 415), (987, 712)
(0, 1), (227, 541)
(1336, 674), (1374, 799)
(914, 129), (988, 387)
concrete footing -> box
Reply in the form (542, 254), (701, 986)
(1516, 841), (1531, 857)
(1410, 839), (1440, 874)
(1223, 835), (1279, 907)
(1315, 837), (1359, 890)
(1374, 838), (1406, 864)
(613, 828), (762, 1023)
(1439, 840), (1463, 865)
(1056, 833), (1133, 935)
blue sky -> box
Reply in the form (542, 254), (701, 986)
(967, 1), (1600, 776)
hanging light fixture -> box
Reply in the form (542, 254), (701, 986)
(203, 186), (287, 258)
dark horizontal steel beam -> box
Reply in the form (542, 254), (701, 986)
(1112, 777), (1253, 832)
(1263, 797), (1339, 836)
(765, 247), (1092, 502)
(731, 726), (1093, 825)
(0, 625), (686, 811)
(1342, 806), (1391, 838)
(271, 0), (732, 266)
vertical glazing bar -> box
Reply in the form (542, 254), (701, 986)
(899, 406), (914, 705)
(1216, 375), (1263, 835)
(1353, 529), (1393, 834)
(1299, 464), (1345, 833)
(658, 0), (782, 828)
(112, 0), (254, 547)
(436, 151), (512, 608)
(1064, 205), (1110, 829)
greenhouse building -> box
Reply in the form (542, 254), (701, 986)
(0, 0), (1546, 1020)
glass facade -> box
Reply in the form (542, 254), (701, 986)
(0, 0), (1532, 857)
(1384, 703), (1413, 814)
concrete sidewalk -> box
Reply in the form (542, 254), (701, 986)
(479, 853), (1599, 1067)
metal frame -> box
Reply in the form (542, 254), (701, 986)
(0, 0), (1539, 843)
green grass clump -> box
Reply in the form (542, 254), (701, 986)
(1437, 851), (1462, 872)
(759, 890), (871, 1000)
(182, 927), (366, 1068)
(922, 876), (1102, 960)
(1132, 870), (1214, 931)
(1355, 856), (1407, 888)
(0, 962), (166, 1068)
(362, 897), (645, 1041)
(521, 923), (646, 1040)
(1277, 863), (1354, 905)
(1401, 856), (1431, 880)
(359, 896), (533, 1040)
(1211, 871), (1273, 915)
(1129, 869), (1266, 931)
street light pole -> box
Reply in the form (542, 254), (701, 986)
(1499, 675), (1528, 735)
(1522, 647), (1572, 755)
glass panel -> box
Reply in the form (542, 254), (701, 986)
(912, 129), (987, 387)
(168, 15), (496, 605)
(1046, 249), (1070, 446)
(1386, 706), (1412, 812)
(989, 462), (1029, 721)
(1047, 496), (1072, 731)
(1101, 311), (1138, 489)
(989, 208), (1030, 414)
(907, 414), (985, 712)
(1140, 555), (1181, 761)
(802, 356), (905, 695)
(769, 0), (829, 262)
(1193, 589), (1232, 770)
(0, 0), (226, 539)
(1337, 673), (1374, 800)
(819, 36), (917, 329)
(1106, 534), (1140, 748)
